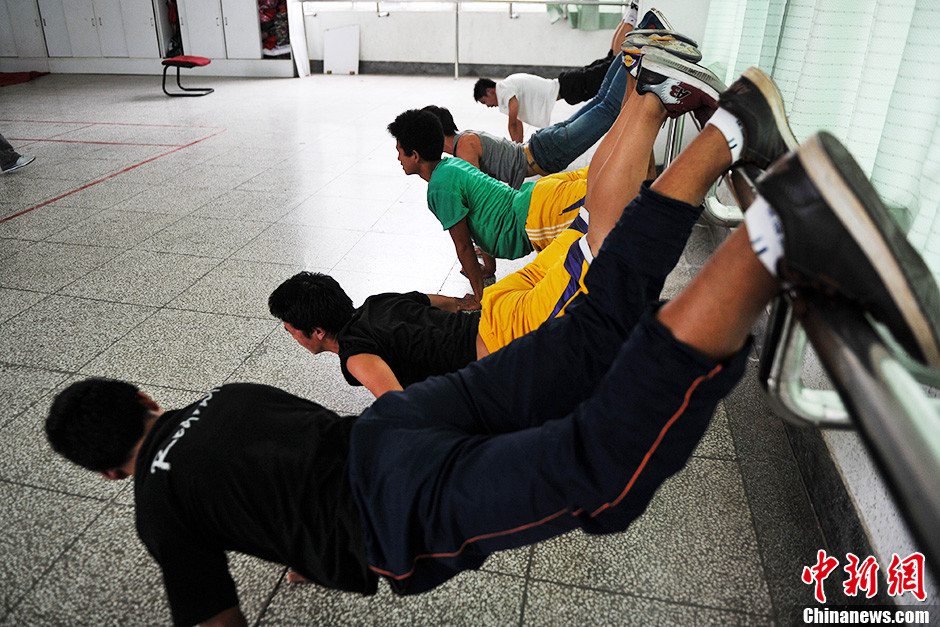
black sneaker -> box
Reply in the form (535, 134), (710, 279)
(717, 67), (798, 168)
(757, 132), (940, 367)
(635, 48), (726, 120)
(637, 8), (673, 31)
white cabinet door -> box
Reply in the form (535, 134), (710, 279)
(152, 0), (173, 56)
(0, 2), (16, 57)
(178, 0), (225, 59)
(220, 0), (260, 59)
(62, 0), (100, 56)
(7, 0), (48, 57)
(92, 0), (127, 57)
(37, 0), (73, 57)
(119, 0), (158, 58)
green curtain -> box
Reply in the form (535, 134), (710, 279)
(547, 2), (621, 30)
(701, 0), (940, 278)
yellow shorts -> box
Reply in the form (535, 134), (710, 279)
(478, 214), (593, 353)
(524, 167), (589, 251)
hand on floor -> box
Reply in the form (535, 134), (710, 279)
(456, 294), (482, 312)
(286, 569), (311, 584)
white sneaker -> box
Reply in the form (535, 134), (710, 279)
(1, 155), (35, 174)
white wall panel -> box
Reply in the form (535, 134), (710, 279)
(303, 0), (711, 67)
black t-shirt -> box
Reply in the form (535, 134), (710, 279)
(338, 292), (481, 388)
(134, 383), (377, 626)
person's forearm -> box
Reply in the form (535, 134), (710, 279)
(366, 379), (404, 398)
(480, 252), (496, 276)
(509, 121), (524, 143)
(427, 294), (460, 313)
(456, 245), (485, 302)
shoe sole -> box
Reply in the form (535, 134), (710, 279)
(627, 28), (698, 47)
(741, 67), (798, 153)
(798, 133), (940, 366)
(625, 41), (702, 63)
(622, 34), (702, 62)
(640, 48), (725, 100)
(637, 9), (673, 31)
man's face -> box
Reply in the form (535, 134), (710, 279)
(478, 89), (497, 107)
(395, 140), (419, 175)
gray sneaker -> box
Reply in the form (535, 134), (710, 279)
(1, 155), (35, 174)
(635, 48), (726, 120)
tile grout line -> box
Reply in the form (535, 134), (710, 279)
(6, 170), (304, 396)
(0, 205), (111, 242)
(517, 546), (535, 627)
(0, 476), (113, 504)
(2, 180), (248, 390)
(717, 380), (796, 625)
(524, 573), (774, 620)
(3, 492), (115, 619)
(251, 567), (289, 626)
(0, 127), (227, 224)
(0, 359), (205, 394)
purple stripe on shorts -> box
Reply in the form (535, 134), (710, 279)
(547, 237), (587, 320)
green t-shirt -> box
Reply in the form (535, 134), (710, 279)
(426, 158), (535, 260)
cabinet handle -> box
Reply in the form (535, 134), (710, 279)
(42, 18), (47, 26)
(98, 17), (103, 25)
(224, 17), (228, 26)
(216, 17), (220, 27)
(35, 18), (40, 27)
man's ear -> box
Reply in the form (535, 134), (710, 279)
(402, 149), (416, 165)
(311, 327), (326, 341)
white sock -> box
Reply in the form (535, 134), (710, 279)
(706, 107), (745, 163)
(744, 195), (785, 277)
(623, 2), (639, 25)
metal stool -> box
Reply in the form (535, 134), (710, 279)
(162, 56), (214, 97)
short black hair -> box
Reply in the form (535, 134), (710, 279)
(473, 78), (496, 101)
(46, 378), (148, 472)
(387, 109), (444, 162)
(421, 105), (458, 137)
(268, 271), (354, 337)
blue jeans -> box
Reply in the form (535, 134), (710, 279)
(349, 183), (749, 594)
(528, 53), (629, 173)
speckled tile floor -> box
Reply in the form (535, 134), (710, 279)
(0, 73), (822, 625)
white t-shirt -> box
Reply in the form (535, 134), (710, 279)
(496, 73), (560, 129)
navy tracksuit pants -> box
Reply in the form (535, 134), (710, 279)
(349, 183), (749, 594)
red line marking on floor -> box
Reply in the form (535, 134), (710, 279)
(13, 123), (98, 149)
(9, 138), (184, 148)
(0, 128), (227, 224)
(0, 118), (222, 130)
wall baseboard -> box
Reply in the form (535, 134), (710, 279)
(310, 59), (574, 79)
